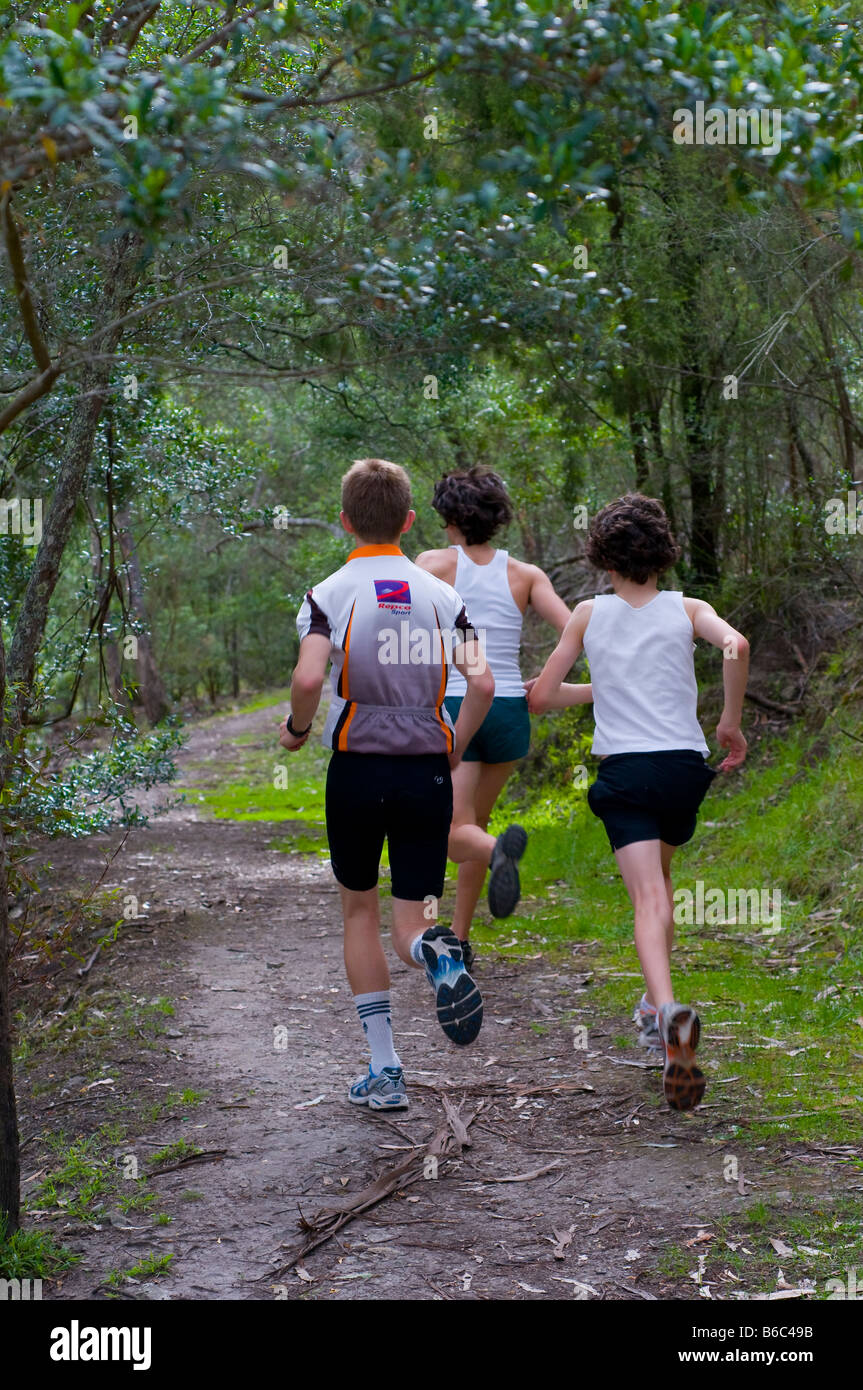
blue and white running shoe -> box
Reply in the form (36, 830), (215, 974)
(633, 993), (663, 1052)
(420, 926), (483, 1046)
(348, 1065), (409, 1110)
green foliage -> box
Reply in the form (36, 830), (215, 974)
(8, 718), (184, 839)
(0, 1219), (79, 1281)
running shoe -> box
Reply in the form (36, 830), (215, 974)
(419, 925), (483, 1045)
(633, 993), (663, 1051)
(347, 1065), (409, 1110)
(658, 1003), (705, 1111)
(487, 824), (528, 918)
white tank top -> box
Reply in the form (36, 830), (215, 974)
(583, 590), (708, 755)
(446, 546), (525, 698)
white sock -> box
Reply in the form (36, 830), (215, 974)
(355, 991), (401, 1073)
(409, 933), (427, 967)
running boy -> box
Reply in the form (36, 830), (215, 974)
(416, 466), (588, 967)
(279, 459), (495, 1112)
(528, 494), (749, 1110)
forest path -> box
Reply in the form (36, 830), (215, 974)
(31, 699), (831, 1301)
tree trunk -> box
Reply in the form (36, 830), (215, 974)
(680, 340), (719, 589)
(5, 232), (143, 727)
(648, 402), (676, 538)
(115, 507), (170, 725)
(629, 409), (649, 490)
(89, 517), (129, 713)
(0, 229), (142, 1234)
(0, 628), (21, 1235)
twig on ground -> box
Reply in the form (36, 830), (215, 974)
(148, 1149), (229, 1177)
(471, 1160), (564, 1184)
(263, 1099), (480, 1278)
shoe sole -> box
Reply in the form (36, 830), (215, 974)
(436, 972), (484, 1045)
(369, 1093), (409, 1111)
(661, 1005), (705, 1111)
(487, 825), (528, 919)
(421, 930), (484, 1046)
(348, 1085), (409, 1109)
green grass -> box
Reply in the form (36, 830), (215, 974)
(224, 687), (292, 717)
(653, 1195), (863, 1297)
(149, 1139), (201, 1167)
(146, 1088), (207, 1121)
(28, 1121), (178, 1233)
(33, 1134), (114, 1221)
(189, 735), (329, 830)
(127, 1251), (173, 1277)
(17, 991), (175, 1065)
(0, 1219), (80, 1280)
(117, 1188), (158, 1214)
(108, 1251), (174, 1285)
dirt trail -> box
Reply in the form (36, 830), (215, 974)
(25, 702), (828, 1301)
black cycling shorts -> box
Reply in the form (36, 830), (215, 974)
(325, 752), (453, 901)
(587, 750), (717, 852)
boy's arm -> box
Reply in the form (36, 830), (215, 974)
(280, 634), (331, 750)
(526, 601), (592, 714)
(525, 678), (593, 709)
(527, 567), (573, 635)
(449, 629), (495, 768)
(685, 597), (750, 771)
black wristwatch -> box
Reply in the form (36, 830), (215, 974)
(286, 713), (312, 738)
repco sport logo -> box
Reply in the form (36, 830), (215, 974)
(374, 578), (411, 613)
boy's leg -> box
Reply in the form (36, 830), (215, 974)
(327, 757), (405, 1103)
(613, 838), (674, 1009)
(341, 885), (388, 994)
(391, 896), (484, 1046)
(383, 755), (483, 1045)
(449, 760), (517, 939)
(341, 884), (403, 1086)
(447, 759), (526, 921)
(616, 838), (705, 1110)
(390, 896), (435, 966)
(447, 760), (491, 865)
(659, 840), (677, 983)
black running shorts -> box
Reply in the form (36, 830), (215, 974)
(325, 752), (453, 901)
(587, 750), (717, 852)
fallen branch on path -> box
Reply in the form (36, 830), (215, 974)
(470, 1160), (564, 1184)
(148, 1149), (229, 1177)
(263, 1099), (480, 1279)
(410, 1078), (597, 1097)
(605, 1057), (662, 1071)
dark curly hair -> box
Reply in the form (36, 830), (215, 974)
(431, 467), (514, 546)
(586, 493), (681, 584)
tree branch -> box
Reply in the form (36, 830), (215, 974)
(0, 192), (52, 372)
(0, 359), (63, 437)
(185, 2), (276, 62)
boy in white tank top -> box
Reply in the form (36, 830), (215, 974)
(528, 494), (749, 1111)
(417, 467), (590, 962)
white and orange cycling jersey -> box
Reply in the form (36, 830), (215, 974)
(296, 542), (476, 755)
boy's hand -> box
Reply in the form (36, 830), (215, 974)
(524, 676), (540, 709)
(527, 683), (548, 715)
(715, 717), (747, 771)
(279, 717), (309, 752)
